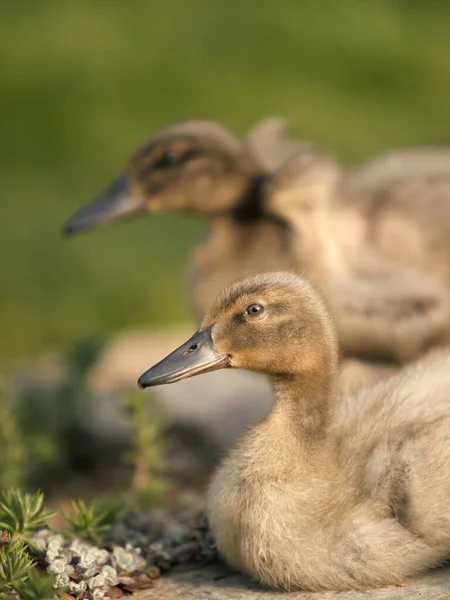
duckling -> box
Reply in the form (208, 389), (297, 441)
(63, 118), (449, 365)
(137, 272), (450, 591)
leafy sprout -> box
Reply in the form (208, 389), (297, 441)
(0, 378), (28, 489)
(12, 569), (62, 600)
(0, 535), (36, 593)
(0, 490), (55, 546)
(123, 391), (169, 508)
(64, 498), (127, 545)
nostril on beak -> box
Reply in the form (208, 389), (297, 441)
(187, 343), (199, 352)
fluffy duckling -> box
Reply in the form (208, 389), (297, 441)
(138, 272), (450, 592)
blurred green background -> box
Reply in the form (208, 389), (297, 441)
(2, 0), (450, 363)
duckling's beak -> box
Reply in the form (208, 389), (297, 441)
(137, 327), (230, 388)
(63, 175), (145, 235)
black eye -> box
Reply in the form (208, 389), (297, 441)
(245, 304), (265, 317)
(154, 151), (182, 169)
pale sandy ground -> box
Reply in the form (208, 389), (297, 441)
(136, 562), (450, 600)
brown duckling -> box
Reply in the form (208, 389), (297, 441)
(137, 272), (450, 591)
(63, 119), (448, 366)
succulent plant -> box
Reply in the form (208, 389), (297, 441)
(0, 487), (218, 599)
(13, 569), (62, 600)
(63, 498), (127, 546)
(0, 536), (35, 592)
(0, 489), (55, 547)
(32, 528), (150, 599)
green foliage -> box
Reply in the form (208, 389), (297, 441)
(12, 569), (61, 600)
(0, 337), (106, 492)
(0, 534), (61, 600)
(0, 489), (54, 596)
(0, 536), (35, 593)
(64, 497), (128, 545)
(123, 391), (169, 508)
(0, 490), (55, 547)
(1, 2), (450, 361)
(0, 338), (170, 503)
(0, 379), (28, 489)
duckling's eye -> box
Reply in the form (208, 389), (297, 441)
(154, 151), (182, 169)
(244, 304), (265, 318)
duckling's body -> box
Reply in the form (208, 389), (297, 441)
(209, 352), (450, 591)
(138, 273), (450, 591)
(335, 147), (450, 283)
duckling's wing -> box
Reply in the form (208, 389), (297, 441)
(342, 155), (450, 290)
(335, 352), (450, 545)
(345, 146), (450, 198)
(331, 265), (450, 363)
(334, 352), (450, 435)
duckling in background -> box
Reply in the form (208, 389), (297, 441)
(64, 119), (450, 364)
(138, 272), (450, 592)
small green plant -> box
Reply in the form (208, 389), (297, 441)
(0, 378), (28, 489)
(0, 535), (35, 593)
(0, 488), (153, 599)
(122, 391), (170, 508)
(12, 569), (61, 600)
(0, 337), (107, 494)
(64, 497), (127, 545)
(0, 490), (58, 598)
(0, 490), (55, 547)
(0, 533), (61, 600)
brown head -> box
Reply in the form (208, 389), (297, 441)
(137, 272), (338, 389)
(63, 120), (261, 235)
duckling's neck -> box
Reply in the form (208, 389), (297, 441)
(230, 173), (272, 222)
(270, 364), (336, 444)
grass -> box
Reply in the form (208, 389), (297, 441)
(1, 0), (450, 361)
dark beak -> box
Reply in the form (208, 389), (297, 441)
(138, 327), (230, 389)
(63, 175), (145, 236)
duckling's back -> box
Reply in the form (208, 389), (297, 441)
(333, 351), (450, 518)
(335, 351), (450, 431)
